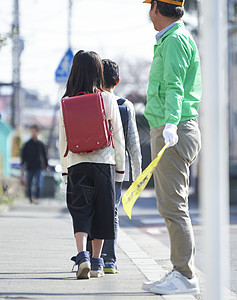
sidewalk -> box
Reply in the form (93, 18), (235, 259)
(0, 198), (236, 300)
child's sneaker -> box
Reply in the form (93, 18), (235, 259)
(103, 259), (119, 274)
(90, 257), (105, 278)
(71, 255), (77, 271)
(75, 251), (91, 279)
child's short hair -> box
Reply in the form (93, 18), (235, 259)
(30, 124), (39, 132)
(102, 59), (119, 89)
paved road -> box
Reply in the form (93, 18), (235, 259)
(0, 200), (153, 300)
(0, 193), (236, 300)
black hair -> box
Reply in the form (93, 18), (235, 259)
(102, 59), (119, 89)
(30, 124), (39, 132)
(63, 50), (104, 98)
(151, 0), (184, 19)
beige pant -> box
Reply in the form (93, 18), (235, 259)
(150, 119), (201, 279)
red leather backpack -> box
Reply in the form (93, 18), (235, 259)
(61, 91), (112, 157)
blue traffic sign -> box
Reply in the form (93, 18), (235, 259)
(55, 48), (74, 83)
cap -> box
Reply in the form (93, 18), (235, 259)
(143, 0), (185, 6)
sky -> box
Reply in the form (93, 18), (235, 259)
(0, 0), (156, 103)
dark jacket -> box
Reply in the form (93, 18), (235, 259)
(21, 138), (48, 171)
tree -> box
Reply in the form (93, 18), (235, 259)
(114, 57), (151, 103)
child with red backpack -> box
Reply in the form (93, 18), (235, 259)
(59, 50), (125, 279)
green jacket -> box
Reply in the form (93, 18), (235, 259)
(144, 23), (202, 129)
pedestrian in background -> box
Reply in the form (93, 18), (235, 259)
(142, 0), (202, 295)
(101, 59), (142, 274)
(59, 50), (125, 279)
(20, 124), (49, 204)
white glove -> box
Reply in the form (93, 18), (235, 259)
(62, 175), (68, 185)
(163, 123), (178, 148)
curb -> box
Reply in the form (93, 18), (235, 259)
(118, 229), (197, 300)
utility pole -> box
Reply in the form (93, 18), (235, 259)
(68, 0), (72, 48)
(200, 0), (229, 299)
(11, 0), (21, 129)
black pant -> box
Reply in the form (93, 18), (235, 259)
(67, 163), (115, 240)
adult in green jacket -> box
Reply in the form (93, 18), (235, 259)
(142, 0), (201, 296)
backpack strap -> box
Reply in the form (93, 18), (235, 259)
(64, 145), (69, 158)
(117, 98), (129, 147)
(117, 98), (126, 106)
(99, 92), (114, 149)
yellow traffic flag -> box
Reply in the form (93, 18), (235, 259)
(122, 143), (169, 219)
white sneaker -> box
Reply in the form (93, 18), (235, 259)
(150, 271), (200, 295)
(142, 271), (171, 292)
